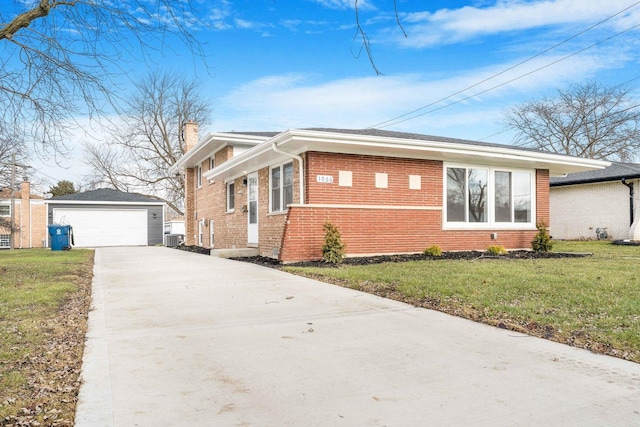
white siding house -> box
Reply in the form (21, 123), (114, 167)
(550, 162), (640, 241)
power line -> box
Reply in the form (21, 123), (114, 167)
(477, 73), (640, 142)
(375, 21), (640, 129)
(368, 1), (640, 130)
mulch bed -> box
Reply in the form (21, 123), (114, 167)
(172, 245), (211, 255)
(232, 250), (589, 269)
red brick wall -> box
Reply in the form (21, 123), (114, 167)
(278, 153), (550, 262)
(256, 161), (301, 258)
(536, 169), (550, 225)
(215, 146), (232, 165)
(204, 175), (247, 249)
(184, 168), (196, 245)
(304, 152), (442, 206)
(187, 148), (552, 261)
(280, 207), (539, 262)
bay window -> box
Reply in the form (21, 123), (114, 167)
(445, 165), (534, 228)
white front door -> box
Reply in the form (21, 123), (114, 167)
(247, 172), (258, 246)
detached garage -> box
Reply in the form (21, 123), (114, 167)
(46, 188), (165, 248)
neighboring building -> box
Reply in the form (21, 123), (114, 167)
(164, 218), (185, 235)
(550, 162), (640, 241)
(0, 180), (47, 249)
(45, 188), (165, 247)
(172, 124), (608, 263)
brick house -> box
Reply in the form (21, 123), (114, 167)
(0, 180), (47, 249)
(550, 162), (640, 241)
(172, 124), (608, 263)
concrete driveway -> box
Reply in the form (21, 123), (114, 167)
(75, 247), (640, 426)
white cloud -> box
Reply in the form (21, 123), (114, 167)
(395, 0), (640, 48)
(212, 47), (620, 138)
(309, 0), (359, 10)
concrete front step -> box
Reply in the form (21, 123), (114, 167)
(210, 248), (260, 258)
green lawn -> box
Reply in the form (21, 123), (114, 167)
(284, 241), (640, 363)
(0, 249), (94, 425)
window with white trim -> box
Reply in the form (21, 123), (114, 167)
(198, 219), (204, 246)
(0, 234), (10, 248)
(210, 157), (215, 170)
(226, 182), (235, 212)
(445, 165), (534, 228)
(197, 165), (202, 188)
(209, 219), (215, 247)
(270, 162), (293, 212)
(0, 205), (9, 217)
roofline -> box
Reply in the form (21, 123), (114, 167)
(550, 174), (640, 187)
(45, 200), (165, 206)
(204, 128), (610, 181)
(171, 132), (273, 173)
(284, 129), (610, 168)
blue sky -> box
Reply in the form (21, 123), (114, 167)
(194, 0), (640, 139)
(21, 0), (640, 186)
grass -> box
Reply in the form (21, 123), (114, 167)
(284, 241), (640, 363)
(0, 249), (94, 426)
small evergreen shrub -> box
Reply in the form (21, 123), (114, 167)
(322, 222), (346, 264)
(531, 222), (554, 252)
(486, 245), (507, 255)
(423, 245), (443, 257)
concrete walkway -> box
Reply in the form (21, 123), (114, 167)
(75, 247), (640, 426)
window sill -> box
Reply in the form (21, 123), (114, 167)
(268, 210), (288, 216)
(443, 222), (537, 231)
(226, 209), (235, 214)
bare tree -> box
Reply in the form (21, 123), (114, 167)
(0, 1), (205, 158)
(84, 71), (212, 215)
(354, 0), (406, 75)
(505, 81), (640, 162)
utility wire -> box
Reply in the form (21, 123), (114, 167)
(478, 73), (640, 142)
(367, 1), (640, 130)
(374, 21), (640, 129)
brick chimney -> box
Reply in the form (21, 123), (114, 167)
(20, 179), (30, 249)
(183, 120), (199, 153)
(21, 179), (30, 200)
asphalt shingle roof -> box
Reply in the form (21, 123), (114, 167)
(304, 128), (544, 154)
(49, 188), (162, 203)
(550, 162), (640, 186)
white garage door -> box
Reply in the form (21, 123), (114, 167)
(53, 208), (148, 247)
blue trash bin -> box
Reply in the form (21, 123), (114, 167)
(48, 225), (73, 251)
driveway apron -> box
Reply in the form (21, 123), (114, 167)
(75, 246), (640, 426)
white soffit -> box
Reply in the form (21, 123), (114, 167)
(204, 129), (610, 181)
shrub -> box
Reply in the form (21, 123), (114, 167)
(423, 245), (443, 257)
(486, 245), (507, 255)
(322, 222), (346, 264)
(531, 222), (554, 252)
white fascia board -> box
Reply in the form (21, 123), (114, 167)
(45, 200), (165, 206)
(204, 132), (292, 182)
(279, 129), (610, 175)
(204, 128), (610, 182)
(171, 132), (270, 172)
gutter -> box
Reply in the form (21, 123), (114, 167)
(622, 178), (634, 226)
(271, 141), (305, 205)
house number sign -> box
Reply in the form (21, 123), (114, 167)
(316, 175), (334, 183)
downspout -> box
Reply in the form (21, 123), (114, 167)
(271, 141), (305, 205)
(622, 178), (634, 226)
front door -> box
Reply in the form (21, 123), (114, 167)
(247, 172), (258, 246)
